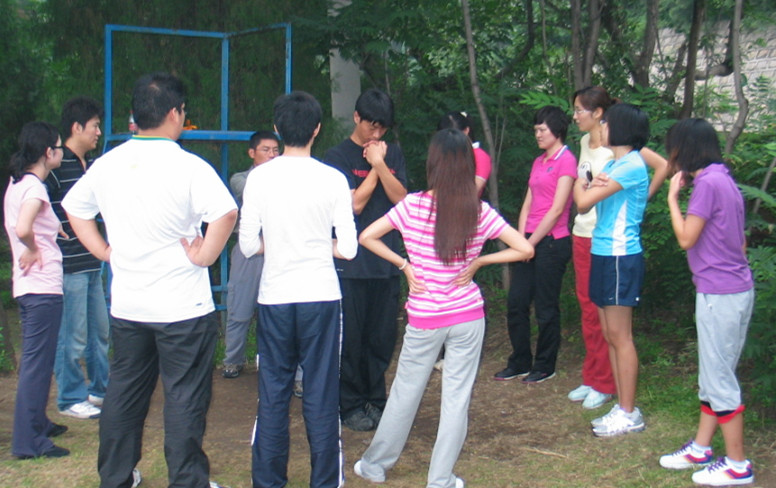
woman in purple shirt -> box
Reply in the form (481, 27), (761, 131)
(660, 119), (755, 487)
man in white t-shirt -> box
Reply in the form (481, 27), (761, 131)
(63, 72), (237, 488)
(240, 91), (357, 488)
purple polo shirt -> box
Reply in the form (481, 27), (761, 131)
(686, 163), (753, 294)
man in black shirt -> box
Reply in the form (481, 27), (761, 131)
(324, 89), (407, 431)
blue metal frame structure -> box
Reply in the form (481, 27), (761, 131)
(102, 23), (292, 309)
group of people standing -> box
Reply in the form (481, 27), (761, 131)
(4, 73), (755, 488)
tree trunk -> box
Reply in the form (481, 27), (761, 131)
(571, 0), (583, 89)
(582, 0), (603, 88)
(724, 0), (748, 154)
(460, 0), (509, 290)
(680, 0), (706, 119)
(571, 0), (604, 90)
(633, 0), (659, 87)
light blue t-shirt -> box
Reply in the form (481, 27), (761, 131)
(591, 150), (648, 256)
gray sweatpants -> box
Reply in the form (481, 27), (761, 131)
(224, 244), (263, 365)
(696, 289), (754, 412)
(358, 318), (485, 488)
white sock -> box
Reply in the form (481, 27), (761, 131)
(725, 457), (750, 470)
(690, 440), (711, 453)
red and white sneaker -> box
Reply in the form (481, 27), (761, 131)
(659, 440), (713, 470)
(691, 457), (754, 486)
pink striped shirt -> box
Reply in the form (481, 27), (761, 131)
(386, 192), (509, 329)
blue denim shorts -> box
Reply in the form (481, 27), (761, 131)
(589, 253), (644, 307)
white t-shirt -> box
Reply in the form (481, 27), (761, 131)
(63, 137), (237, 322)
(572, 133), (613, 238)
(239, 155), (357, 305)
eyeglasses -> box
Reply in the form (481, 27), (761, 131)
(50, 145), (64, 151)
(573, 108), (590, 115)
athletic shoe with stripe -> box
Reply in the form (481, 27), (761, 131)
(659, 440), (713, 469)
(691, 457), (754, 486)
(592, 406), (645, 437)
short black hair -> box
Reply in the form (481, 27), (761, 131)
(355, 88), (394, 128)
(665, 118), (723, 174)
(249, 130), (280, 150)
(534, 106), (569, 142)
(61, 96), (103, 139)
(273, 91), (322, 148)
(604, 103), (649, 150)
(132, 72), (186, 130)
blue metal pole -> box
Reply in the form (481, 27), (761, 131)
(104, 25), (114, 147)
(285, 23), (293, 93)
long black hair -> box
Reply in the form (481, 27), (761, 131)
(9, 121), (59, 183)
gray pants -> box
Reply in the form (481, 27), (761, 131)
(696, 289), (754, 412)
(358, 318), (485, 488)
(224, 244), (263, 366)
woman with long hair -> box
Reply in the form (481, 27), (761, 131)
(354, 129), (533, 487)
(573, 103), (651, 437)
(495, 106), (576, 384)
(659, 119), (754, 486)
(567, 87), (668, 409)
(4, 121), (69, 459)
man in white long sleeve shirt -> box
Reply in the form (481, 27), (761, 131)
(239, 91), (357, 488)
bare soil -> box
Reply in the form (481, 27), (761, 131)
(1, 323), (774, 488)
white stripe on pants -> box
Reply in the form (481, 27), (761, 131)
(358, 318), (485, 488)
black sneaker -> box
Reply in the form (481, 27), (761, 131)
(17, 444), (70, 460)
(493, 367), (529, 381)
(521, 371), (556, 384)
(342, 410), (376, 431)
(47, 423), (68, 438)
(222, 364), (243, 379)
(365, 403), (383, 426)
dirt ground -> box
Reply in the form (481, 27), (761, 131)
(1, 323), (774, 488)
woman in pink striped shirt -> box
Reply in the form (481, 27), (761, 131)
(353, 129), (533, 488)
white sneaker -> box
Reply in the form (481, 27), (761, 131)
(691, 457), (753, 486)
(209, 481), (231, 488)
(354, 459), (385, 483)
(434, 359), (445, 372)
(568, 385), (592, 402)
(659, 440), (713, 470)
(592, 407), (645, 437)
(582, 389), (612, 409)
(88, 394), (104, 406)
(590, 403), (619, 427)
(131, 468), (142, 488)
(455, 476), (465, 488)
(59, 400), (101, 419)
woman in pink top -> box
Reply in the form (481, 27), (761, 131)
(354, 129), (533, 488)
(437, 111), (492, 196)
(495, 106), (577, 384)
(4, 122), (68, 459)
